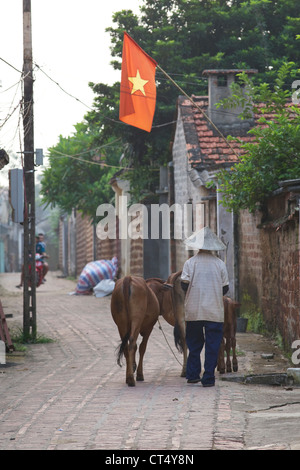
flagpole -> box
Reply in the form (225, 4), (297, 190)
(156, 64), (240, 159)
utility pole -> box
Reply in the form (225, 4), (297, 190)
(22, 0), (36, 339)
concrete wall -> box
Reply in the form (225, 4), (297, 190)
(171, 108), (214, 272)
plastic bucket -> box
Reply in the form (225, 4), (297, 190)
(236, 317), (248, 333)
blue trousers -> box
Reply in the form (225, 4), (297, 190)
(186, 320), (224, 385)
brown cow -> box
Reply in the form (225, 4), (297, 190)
(217, 296), (241, 374)
(111, 275), (172, 386)
(146, 271), (187, 378)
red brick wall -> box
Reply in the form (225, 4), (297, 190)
(274, 222), (300, 346)
(76, 213), (94, 274)
(239, 192), (300, 349)
(130, 238), (143, 276)
(77, 213), (142, 278)
(238, 210), (263, 309)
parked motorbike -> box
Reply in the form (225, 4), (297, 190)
(16, 253), (46, 289)
(29, 253), (44, 287)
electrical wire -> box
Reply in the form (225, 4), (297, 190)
(33, 61), (248, 128)
(48, 150), (133, 170)
(46, 137), (121, 158)
(34, 63), (93, 111)
(0, 56), (23, 75)
(42, 136), (131, 170)
(0, 100), (22, 130)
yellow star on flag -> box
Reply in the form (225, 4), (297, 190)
(128, 69), (149, 96)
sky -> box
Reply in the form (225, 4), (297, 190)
(0, 0), (141, 185)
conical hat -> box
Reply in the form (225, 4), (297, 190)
(184, 226), (226, 251)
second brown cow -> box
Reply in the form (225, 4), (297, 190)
(149, 272), (241, 377)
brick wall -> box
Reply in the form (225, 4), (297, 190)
(130, 238), (144, 276)
(238, 191), (300, 349)
(76, 213), (94, 274)
(280, 224), (300, 342)
(238, 210), (263, 308)
(75, 212), (141, 278)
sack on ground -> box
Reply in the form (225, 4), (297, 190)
(93, 279), (115, 297)
(75, 257), (118, 295)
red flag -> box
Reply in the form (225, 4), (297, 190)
(119, 32), (157, 132)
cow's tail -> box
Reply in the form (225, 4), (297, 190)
(117, 331), (130, 367)
(173, 322), (184, 354)
(116, 276), (132, 367)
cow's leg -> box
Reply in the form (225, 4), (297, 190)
(217, 338), (226, 374)
(181, 344), (187, 378)
(122, 344), (131, 386)
(126, 336), (138, 387)
(174, 319), (187, 377)
(179, 321), (187, 377)
(232, 336), (238, 372)
(225, 338), (232, 373)
(136, 328), (152, 382)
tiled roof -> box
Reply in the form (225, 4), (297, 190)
(178, 95), (255, 171)
(178, 95), (298, 172)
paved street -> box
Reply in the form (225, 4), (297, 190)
(0, 271), (300, 452)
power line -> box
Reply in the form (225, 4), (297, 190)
(33, 62), (247, 129)
(0, 100), (22, 129)
(48, 150), (133, 170)
(0, 56), (23, 74)
(34, 62), (93, 111)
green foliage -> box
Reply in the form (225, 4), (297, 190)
(40, 122), (121, 221)
(240, 292), (266, 335)
(217, 63), (300, 213)
(92, 0), (300, 199)
(42, 0), (300, 209)
(10, 326), (55, 346)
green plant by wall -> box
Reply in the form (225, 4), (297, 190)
(240, 292), (267, 335)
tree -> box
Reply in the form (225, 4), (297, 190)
(41, 0), (300, 208)
(216, 62), (300, 214)
(85, 0), (300, 200)
(40, 122), (121, 221)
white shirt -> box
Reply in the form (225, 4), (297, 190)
(181, 251), (229, 322)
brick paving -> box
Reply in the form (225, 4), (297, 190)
(0, 272), (299, 451)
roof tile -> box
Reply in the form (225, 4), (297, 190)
(178, 95), (298, 171)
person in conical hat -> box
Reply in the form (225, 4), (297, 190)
(183, 226), (227, 252)
(181, 226), (229, 387)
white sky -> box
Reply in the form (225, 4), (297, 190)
(0, 0), (141, 184)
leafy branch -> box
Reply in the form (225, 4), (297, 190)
(216, 62), (300, 213)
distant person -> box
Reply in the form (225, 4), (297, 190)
(181, 226), (229, 387)
(16, 234), (49, 288)
(36, 233), (49, 281)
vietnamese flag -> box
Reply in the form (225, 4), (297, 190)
(119, 32), (157, 132)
